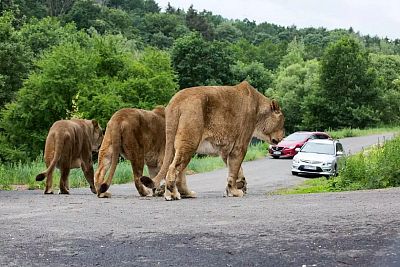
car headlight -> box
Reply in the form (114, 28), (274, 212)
(322, 162), (332, 166)
(288, 145), (296, 149)
(293, 157), (299, 163)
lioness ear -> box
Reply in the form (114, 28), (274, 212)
(270, 100), (280, 112)
(92, 119), (99, 129)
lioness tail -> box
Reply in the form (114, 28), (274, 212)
(35, 173), (46, 181)
(140, 176), (154, 188)
(35, 132), (63, 182)
(141, 107), (179, 189)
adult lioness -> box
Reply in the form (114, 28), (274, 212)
(94, 107), (194, 198)
(36, 119), (103, 194)
(141, 81), (285, 200)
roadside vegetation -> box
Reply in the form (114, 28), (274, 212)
(277, 134), (400, 194)
(0, 142), (268, 190)
(327, 126), (400, 139)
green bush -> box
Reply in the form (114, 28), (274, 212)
(332, 135), (400, 190)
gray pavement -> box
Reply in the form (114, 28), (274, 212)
(0, 133), (399, 267)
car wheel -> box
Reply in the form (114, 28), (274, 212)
(292, 171), (298, 176)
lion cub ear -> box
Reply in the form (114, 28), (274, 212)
(270, 100), (281, 112)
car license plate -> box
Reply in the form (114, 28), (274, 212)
(273, 151), (281, 155)
(304, 165), (317, 170)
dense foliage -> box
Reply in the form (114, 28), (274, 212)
(0, 1), (400, 162)
(332, 135), (400, 190)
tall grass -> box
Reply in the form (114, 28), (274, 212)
(331, 135), (400, 190)
(0, 142), (268, 190)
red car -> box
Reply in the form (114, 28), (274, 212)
(269, 131), (331, 159)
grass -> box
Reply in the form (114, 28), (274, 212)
(272, 178), (332, 195)
(327, 126), (400, 139)
(0, 141), (268, 190)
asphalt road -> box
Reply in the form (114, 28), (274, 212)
(0, 133), (399, 267)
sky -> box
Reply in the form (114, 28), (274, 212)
(155, 0), (400, 40)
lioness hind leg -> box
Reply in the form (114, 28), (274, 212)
(59, 167), (70, 194)
(44, 171), (54, 194)
(165, 165), (181, 201)
(148, 166), (164, 197)
(81, 161), (96, 194)
(237, 167), (247, 194)
(131, 157), (152, 197)
(225, 150), (246, 197)
(176, 171), (196, 198)
(165, 152), (194, 201)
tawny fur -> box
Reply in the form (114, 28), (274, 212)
(36, 119), (103, 195)
(94, 107), (196, 198)
(141, 81), (285, 201)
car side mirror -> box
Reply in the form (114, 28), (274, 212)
(336, 151), (344, 156)
(295, 147), (301, 152)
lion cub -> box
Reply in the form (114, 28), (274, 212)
(36, 119), (103, 194)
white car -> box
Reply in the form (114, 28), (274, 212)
(291, 139), (345, 177)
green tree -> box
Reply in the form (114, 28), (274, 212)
(214, 21), (242, 43)
(231, 61), (273, 93)
(46, 0), (75, 16)
(1, 0), (47, 18)
(0, 12), (33, 108)
(370, 53), (400, 124)
(19, 17), (78, 55)
(185, 5), (214, 40)
(137, 12), (189, 49)
(107, 0), (159, 13)
(230, 38), (286, 71)
(267, 59), (321, 132)
(62, 0), (102, 30)
(316, 36), (380, 129)
(0, 33), (177, 161)
(278, 38), (305, 69)
(171, 33), (234, 89)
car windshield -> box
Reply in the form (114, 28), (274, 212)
(284, 133), (310, 141)
(300, 142), (334, 155)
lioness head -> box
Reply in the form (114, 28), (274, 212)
(91, 120), (103, 151)
(254, 100), (285, 145)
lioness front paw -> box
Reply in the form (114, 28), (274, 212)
(164, 188), (181, 201)
(181, 190), (197, 198)
(98, 192), (112, 198)
(225, 186), (244, 197)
